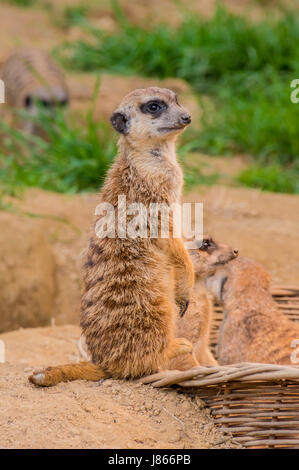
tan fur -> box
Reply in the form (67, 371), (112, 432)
(29, 87), (196, 387)
(79, 236), (238, 370)
(1, 48), (69, 134)
(170, 237), (238, 369)
(206, 257), (299, 365)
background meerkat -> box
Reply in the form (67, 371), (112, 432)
(169, 236), (238, 370)
(29, 87), (196, 387)
(1, 48), (69, 135)
(206, 256), (299, 365)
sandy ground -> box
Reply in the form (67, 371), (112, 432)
(0, 325), (240, 449)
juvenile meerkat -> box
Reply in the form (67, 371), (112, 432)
(206, 257), (299, 365)
(29, 87), (196, 387)
(170, 236), (238, 370)
(1, 48), (69, 135)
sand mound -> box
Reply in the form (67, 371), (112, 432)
(0, 325), (239, 449)
(0, 212), (56, 333)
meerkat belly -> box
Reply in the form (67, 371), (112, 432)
(81, 241), (176, 378)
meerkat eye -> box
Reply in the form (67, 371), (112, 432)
(141, 100), (167, 115)
(199, 239), (211, 251)
(24, 96), (32, 108)
(148, 102), (161, 113)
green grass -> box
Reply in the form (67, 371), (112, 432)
(239, 164), (299, 194)
(2, 4), (299, 195)
(0, 106), (117, 195)
(54, 5), (299, 193)
(58, 4), (90, 28)
(190, 71), (299, 164)
(56, 7), (299, 91)
(0, 0), (37, 6)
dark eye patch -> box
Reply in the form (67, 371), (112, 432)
(199, 238), (215, 251)
(140, 99), (167, 117)
(24, 95), (32, 108)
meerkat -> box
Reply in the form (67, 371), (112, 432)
(1, 48), (69, 135)
(77, 236), (239, 370)
(29, 87), (196, 387)
(206, 257), (299, 365)
(169, 236), (238, 370)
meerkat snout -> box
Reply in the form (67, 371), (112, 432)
(179, 113), (191, 125)
(110, 87), (191, 144)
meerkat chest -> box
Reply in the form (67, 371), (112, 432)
(138, 158), (183, 204)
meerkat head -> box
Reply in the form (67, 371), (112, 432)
(205, 257), (271, 305)
(188, 235), (238, 279)
(110, 87), (191, 146)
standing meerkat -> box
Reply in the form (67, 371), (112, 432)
(29, 87), (196, 387)
(1, 48), (69, 135)
(170, 236), (238, 370)
(77, 236), (239, 369)
(206, 257), (299, 365)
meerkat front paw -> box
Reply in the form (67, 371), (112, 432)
(170, 337), (193, 358)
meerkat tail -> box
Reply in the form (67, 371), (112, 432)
(28, 362), (107, 387)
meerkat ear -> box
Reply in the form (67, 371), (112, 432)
(110, 112), (130, 134)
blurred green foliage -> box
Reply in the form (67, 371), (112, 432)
(57, 7), (299, 87)
(1, 4), (299, 195)
(58, 4), (90, 28)
(239, 164), (299, 193)
(0, 0), (36, 6)
(0, 106), (116, 195)
(55, 5), (299, 193)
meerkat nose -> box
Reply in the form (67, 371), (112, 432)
(233, 249), (239, 256)
(179, 113), (191, 125)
